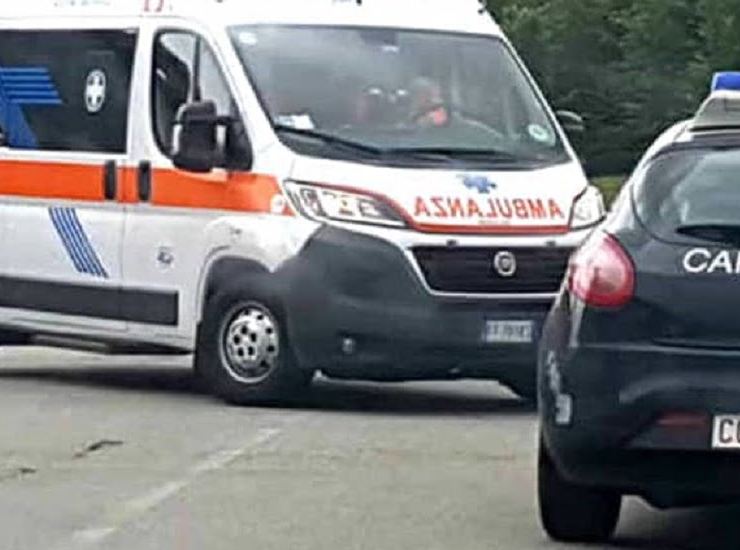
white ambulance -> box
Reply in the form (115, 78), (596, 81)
(0, 0), (603, 405)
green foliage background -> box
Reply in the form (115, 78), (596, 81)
(488, 0), (740, 176)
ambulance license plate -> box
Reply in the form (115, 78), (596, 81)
(482, 321), (534, 345)
(712, 416), (740, 450)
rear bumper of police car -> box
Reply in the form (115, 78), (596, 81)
(541, 324), (740, 502)
(279, 225), (564, 382)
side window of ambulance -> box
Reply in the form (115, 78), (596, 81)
(0, 30), (136, 153)
(152, 31), (240, 166)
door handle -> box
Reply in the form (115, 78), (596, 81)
(138, 160), (152, 202)
(103, 160), (117, 201)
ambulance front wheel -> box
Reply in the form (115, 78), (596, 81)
(195, 284), (313, 406)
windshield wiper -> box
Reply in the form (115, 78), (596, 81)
(273, 124), (386, 156)
(272, 130), (551, 166)
(675, 223), (740, 245)
(382, 146), (538, 163)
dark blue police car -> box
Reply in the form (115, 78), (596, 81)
(538, 72), (740, 543)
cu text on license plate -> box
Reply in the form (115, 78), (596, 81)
(712, 416), (740, 450)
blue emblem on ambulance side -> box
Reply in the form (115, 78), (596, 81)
(0, 67), (62, 148)
(460, 175), (497, 194)
(49, 207), (109, 279)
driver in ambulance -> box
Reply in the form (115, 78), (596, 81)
(408, 76), (449, 127)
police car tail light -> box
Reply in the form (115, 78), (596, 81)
(286, 182), (407, 228)
(568, 232), (634, 308)
(570, 185), (606, 230)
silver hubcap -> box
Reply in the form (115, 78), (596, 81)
(221, 304), (280, 384)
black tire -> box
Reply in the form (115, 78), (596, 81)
(538, 439), (621, 543)
(195, 282), (313, 406)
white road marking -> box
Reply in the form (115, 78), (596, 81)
(60, 427), (281, 550)
(119, 480), (190, 518)
(71, 528), (116, 545)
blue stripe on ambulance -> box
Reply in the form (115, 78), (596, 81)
(48, 207), (109, 279)
(0, 67), (62, 148)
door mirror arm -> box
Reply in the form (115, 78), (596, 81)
(223, 118), (254, 172)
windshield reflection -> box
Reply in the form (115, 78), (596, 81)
(231, 25), (569, 167)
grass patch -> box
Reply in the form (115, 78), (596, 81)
(592, 175), (626, 206)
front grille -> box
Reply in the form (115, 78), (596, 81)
(412, 246), (573, 294)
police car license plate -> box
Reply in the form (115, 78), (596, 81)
(483, 320), (534, 344)
(712, 416), (740, 450)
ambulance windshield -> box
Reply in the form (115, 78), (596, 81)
(230, 25), (569, 168)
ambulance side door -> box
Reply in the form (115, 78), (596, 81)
(124, 24), (255, 347)
(0, 27), (138, 334)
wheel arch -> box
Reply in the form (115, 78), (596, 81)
(197, 256), (275, 325)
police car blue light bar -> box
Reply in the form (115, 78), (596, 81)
(711, 72), (740, 93)
(689, 72), (740, 131)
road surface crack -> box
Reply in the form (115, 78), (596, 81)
(73, 439), (124, 459)
(0, 465), (37, 482)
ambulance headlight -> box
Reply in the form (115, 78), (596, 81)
(571, 185), (605, 230)
(285, 182), (408, 228)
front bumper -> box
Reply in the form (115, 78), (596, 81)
(281, 226), (554, 381)
(542, 339), (740, 498)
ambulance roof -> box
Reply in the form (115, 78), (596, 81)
(2, 0), (501, 36)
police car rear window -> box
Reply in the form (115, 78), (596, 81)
(634, 145), (740, 243)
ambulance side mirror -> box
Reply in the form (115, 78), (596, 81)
(556, 110), (585, 134)
(172, 101), (219, 173)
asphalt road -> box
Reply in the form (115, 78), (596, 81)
(1, 347), (740, 550)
